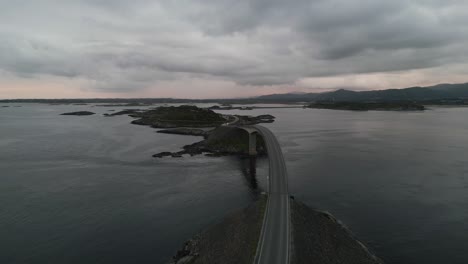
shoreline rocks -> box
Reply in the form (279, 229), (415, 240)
(157, 128), (210, 137)
(232, 114), (275, 125)
(169, 198), (383, 264)
(291, 200), (384, 263)
(168, 196), (267, 264)
(103, 105), (277, 128)
(153, 127), (266, 159)
(103, 109), (143, 116)
(101, 105), (275, 159)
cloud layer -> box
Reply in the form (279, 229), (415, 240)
(1, 0), (468, 97)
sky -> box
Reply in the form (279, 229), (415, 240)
(1, 0), (468, 99)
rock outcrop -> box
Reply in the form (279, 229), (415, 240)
(157, 128), (209, 137)
(153, 127), (266, 158)
(168, 196), (267, 264)
(60, 111), (95, 116)
(291, 200), (384, 264)
(130, 105), (226, 128)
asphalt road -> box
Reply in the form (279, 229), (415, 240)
(251, 125), (290, 264)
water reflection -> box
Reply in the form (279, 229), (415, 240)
(239, 156), (258, 190)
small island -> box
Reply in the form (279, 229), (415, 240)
(307, 101), (425, 111)
(60, 111), (96, 116)
(102, 105), (275, 158)
(129, 105), (226, 128)
(153, 126), (266, 158)
(95, 102), (153, 107)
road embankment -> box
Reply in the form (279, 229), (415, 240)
(169, 198), (384, 264)
(168, 196), (267, 264)
(290, 200), (384, 264)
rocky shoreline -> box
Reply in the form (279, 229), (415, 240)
(129, 105), (226, 128)
(102, 106), (275, 127)
(168, 196), (267, 264)
(58, 105), (275, 159)
(157, 128), (210, 137)
(169, 198), (384, 264)
(153, 127), (267, 158)
(102, 105), (275, 159)
(291, 200), (383, 264)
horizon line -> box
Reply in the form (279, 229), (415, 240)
(0, 81), (466, 101)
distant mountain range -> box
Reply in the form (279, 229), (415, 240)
(255, 83), (468, 102)
(1, 82), (467, 104)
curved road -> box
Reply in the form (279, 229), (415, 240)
(250, 125), (290, 264)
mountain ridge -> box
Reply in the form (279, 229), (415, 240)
(1, 82), (467, 104)
(255, 82), (468, 102)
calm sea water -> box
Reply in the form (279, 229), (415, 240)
(1, 104), (468, 264)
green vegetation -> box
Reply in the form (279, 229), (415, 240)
(205, 128), (266, 155)
(206, 135), (258, 154)
(131, 105), (226, 128)
(153, 127), (268, 158)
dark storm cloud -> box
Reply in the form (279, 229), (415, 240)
(0, 0), (468, 90)
(189, 0), (467, 59)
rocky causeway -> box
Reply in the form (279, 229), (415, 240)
(169, 197), (383, 264)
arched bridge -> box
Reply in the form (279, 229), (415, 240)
(235, 126), (259, 156)
(236, 125), (291, 264)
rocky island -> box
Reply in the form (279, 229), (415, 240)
(131, 105), (226, 128)
(60, 111), (96, 116)
(153, 126), (266, 158)
(95, 102), (153, 107)
(102, 105), (275, 158)
(307, 101), (425, 111)
(103, 105), (275, 128)
(108, 105), (227, 128)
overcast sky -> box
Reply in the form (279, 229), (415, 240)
(1, 0), (468, 99)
